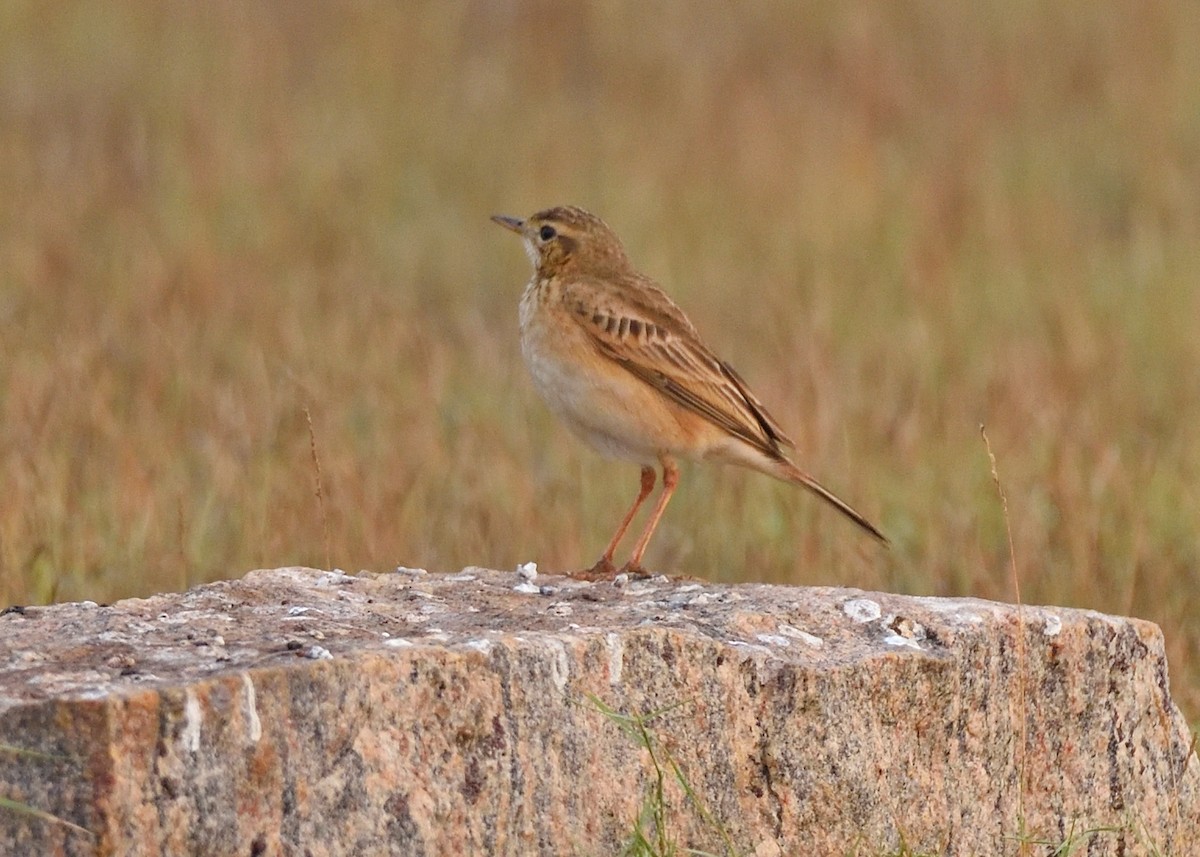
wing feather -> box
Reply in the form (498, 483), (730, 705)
(561, 275), (795, 457)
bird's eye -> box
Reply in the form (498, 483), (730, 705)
(539, 224), (557, 241)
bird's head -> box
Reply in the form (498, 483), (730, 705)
(492, 205), (629, 276)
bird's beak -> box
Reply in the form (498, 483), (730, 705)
(491, 214), (525, 234)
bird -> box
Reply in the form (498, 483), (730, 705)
(492, 205), (887, 578)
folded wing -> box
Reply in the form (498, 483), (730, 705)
(561, 275), (795, 458)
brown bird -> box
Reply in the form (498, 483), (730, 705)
(492, 205), (887, 577)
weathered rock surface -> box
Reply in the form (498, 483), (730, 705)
(0, 566), (1195, 856)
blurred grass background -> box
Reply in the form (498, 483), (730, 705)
(0, 1), (1197, 717)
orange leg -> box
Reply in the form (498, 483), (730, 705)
(623, 456), (679, 574)
(580, 465), (656, 578)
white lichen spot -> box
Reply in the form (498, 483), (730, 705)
(671, 590), (716, 607)
(755, 634), (791, 647)
(882, 634), (923, 651)
(516, 561), (538, 580)
(777, 624), (824, 649)
(606, 632), (624, 686)
(843, 598), (882, 623)
(546, 639), (570, 692)
(158, 609), (231, 627)
(1043, 613), (1063, 637)
(241, 673), (262, 743)
(886, 615), (927, 642)
(182, 689), (202, 754)
(513, 581), (541, 595)
(910, 596), (988, 624)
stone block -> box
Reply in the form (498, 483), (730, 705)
(0, 567), (1195, 855)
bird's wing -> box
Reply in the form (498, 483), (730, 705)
(560, 274), (795, 456)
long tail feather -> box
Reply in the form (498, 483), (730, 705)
(775, 459), (889, 545)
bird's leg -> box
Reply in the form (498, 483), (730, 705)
(575, 465), (656, 579)
(622, 457), (679, 575)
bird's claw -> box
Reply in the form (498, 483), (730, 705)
(567, 557), (619, 581)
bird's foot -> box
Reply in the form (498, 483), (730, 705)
(618, 562), (653, 581)
(568, 557), (619, 581)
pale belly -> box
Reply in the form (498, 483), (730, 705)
(519, 298), (704, 465)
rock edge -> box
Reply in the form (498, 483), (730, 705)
(0, 566), (1196, 856)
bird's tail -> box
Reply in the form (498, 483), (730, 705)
(773, 458), (889, 545)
